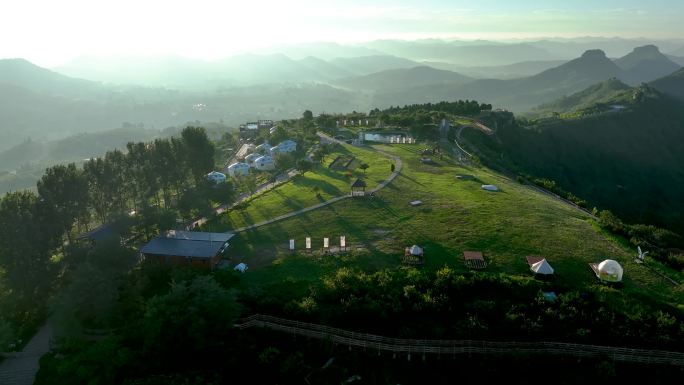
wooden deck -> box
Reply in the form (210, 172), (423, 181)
(464, 251), (487, 269)
(235, 314), (684, 366)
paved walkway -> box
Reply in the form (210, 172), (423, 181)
(0, 322), (52, 385)
(231, 134), (403, 233)
(190, 169), (300, 229)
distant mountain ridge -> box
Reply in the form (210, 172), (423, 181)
(372, 49), (627, 112)
(0, 58), (106, 99)
(335, 66), (472, 91)
(55, 54), (422, 88)
(614, 45), (681, 84)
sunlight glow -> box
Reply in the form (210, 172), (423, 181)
(2, 0), (683, 66)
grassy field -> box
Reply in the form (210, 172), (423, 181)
(207, 144), (393, 230)
(206, 143), (682, 307)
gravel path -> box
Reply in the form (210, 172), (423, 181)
(231, 134), (402, 233)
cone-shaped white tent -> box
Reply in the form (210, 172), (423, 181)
(597, 259), (623, 282)
(530, 259), (554, 275)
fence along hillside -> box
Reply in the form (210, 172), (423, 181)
(236, 314), (684, 366)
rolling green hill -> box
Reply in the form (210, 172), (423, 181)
(202, 143), (681, 308)
(531, 78), (631, 116)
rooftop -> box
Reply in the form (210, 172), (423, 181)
(351, 178), (367, 188)
(140, 231), (235, 259)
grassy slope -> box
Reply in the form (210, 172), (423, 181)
(205, 143), (681, 307)
(530, 78), (632, 117)
(210, 144), (392, 231)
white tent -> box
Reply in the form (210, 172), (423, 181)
(481, 184), (499, 191)
(409, 245), (423, 256)
(530, 259), (554, 275)
(597, 259), (623, 282)
(234, 263), (248, 273)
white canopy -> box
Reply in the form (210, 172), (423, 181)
(481, 184), (499, 191)
(234, 263), (248, 273)
(409, 245), (423, 256)
(530, 259), (554, 275)
(597, 259), (623, 282)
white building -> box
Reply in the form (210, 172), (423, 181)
(227, 162), (250, 177)
(244, 153), (261, 166)
(254, 155), (276, 171)
(206, 171), (227, 184)
(255, 142), (271, 154)
(270, 140), (297, 155)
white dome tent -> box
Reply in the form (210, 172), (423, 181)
(530, 259), (554, 275)
(597, 259), (623, 282)
(481, 184), (499, 192)
(409, 245), (423, 256)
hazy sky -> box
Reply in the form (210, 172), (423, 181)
(3, 0), (684, 66)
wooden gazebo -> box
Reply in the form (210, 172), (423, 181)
(351, 178), (367, 197)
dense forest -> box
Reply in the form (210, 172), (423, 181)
(31, 262), (684, 384)
(0, 127), (228, 351)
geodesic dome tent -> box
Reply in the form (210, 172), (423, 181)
(597, 259), (623, 282)
(409, 245), (423, 256)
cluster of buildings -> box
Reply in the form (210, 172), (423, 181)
(239, 120), (274, 138)
(227, 139), (297, 177)
(359, 130), (415, 144)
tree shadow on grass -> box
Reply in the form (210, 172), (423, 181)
(397, 172), (425, 187)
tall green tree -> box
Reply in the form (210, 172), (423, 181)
(0, 191), (56, 303)
(83, 158), (115, 223)
(142, 276), (239, 368)
(181, 127), (215, 183)
(37, 163), (89, 240)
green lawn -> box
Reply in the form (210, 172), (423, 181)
(206, 144), (393, 231)
(208, 143), (682, 307)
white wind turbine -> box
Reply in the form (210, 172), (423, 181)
(636, 246), (649, 263)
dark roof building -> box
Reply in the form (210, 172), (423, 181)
(76, 224), (121, 246)
(140, 230), (235, 269)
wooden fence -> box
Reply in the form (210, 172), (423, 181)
(236, 314), (684, 366)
